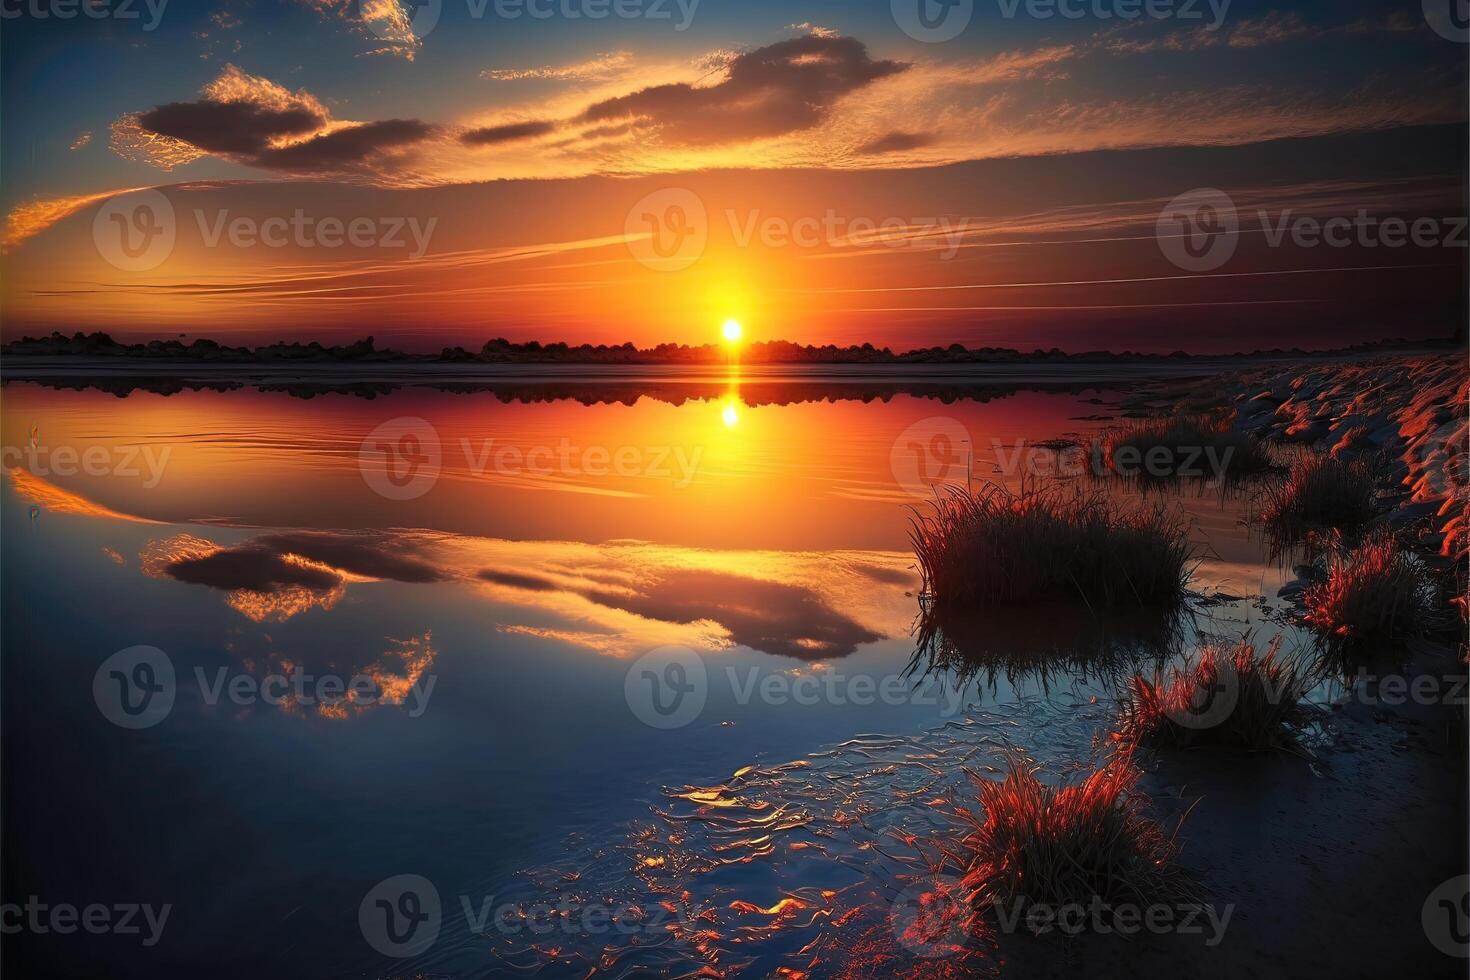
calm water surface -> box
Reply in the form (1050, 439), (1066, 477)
(1, 377), (1305, 978)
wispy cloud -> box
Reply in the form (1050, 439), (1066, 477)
(482, 51), (634, 82)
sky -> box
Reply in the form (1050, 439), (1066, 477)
(0, 0), (1465, 352)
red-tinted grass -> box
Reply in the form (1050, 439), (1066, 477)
(1117, 638), (1310, 752)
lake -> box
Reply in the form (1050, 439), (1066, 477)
(0, 371), (1436, 978)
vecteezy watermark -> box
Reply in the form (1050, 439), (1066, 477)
(625, 188), (708, 272)
(1423, 875), (1470, 957)
(363, 0), (442, 41)
(93, 646), (176, 730)
(1338, 670), (1468, 708)
(726, 209), (971, 259)
(625, 646), (708, 729)
(478, 0), (700, 30)
(625, 190), (972, 271)
(361, 875), (441, 958)
(889, 420), (1244, 495)
(1424, 0), (1470, 43)
(991, 897), (1234, 944)
(359, 418), (443, 502)
(890, 875), (973, 958)
(891, 0), (974, 43)
(0, 898), (171, 947)
(92, 647), (437, 728)
(91, 192), (438, 272)
(358, 417), (705, 501)
(193, 210), (437, 258)
(892, 0), (1229, 42)
(360, 875), (703, 959)
(93, 190), (176, 273)
(890, 417), (973, 497)
(1158, 188), (1469, 271)
(375, 0), (702, 39)
(2, 441), (172, 489)
(1156, 188), (1239, 272)
(1257, 210), (1468, 251)
(623, 647), (968, 729)
(0, 0), (168, 31)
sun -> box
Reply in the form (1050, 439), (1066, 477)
(721, 318), (743, 343)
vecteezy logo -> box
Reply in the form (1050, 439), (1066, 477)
(93, 646), (176, 729)
(1424, 875), (1470, 957)
(92, 190), (176, 272)
(1158, 655), (1240, 732)
(359, 417), (442, 501)
(360, 874), (442, 958)
(624, 646), (707, 729)
(363, 0), (442, 41)
(890, 417), (972, 497)
(891, 0), (973, 42)
(890, 875), (971, 958)
(1425, 0), (1470, 42)
(1157, 188), (1238, 272)
(624, 188), (708, 272)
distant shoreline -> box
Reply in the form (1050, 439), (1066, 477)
(3, 346), (1459, 403)
(1, 331), (1458, 371)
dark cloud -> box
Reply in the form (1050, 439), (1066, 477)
(255, 532), (447, 583)
(478, 568), (559, 591)
(857, 131), (936, 155)
(579, 35), (907, 145)
(163, 548), (343, 593)
(579, 569), (882, 660)
(137, 100), (327, 156)
(462, 120), (557, 146)
(854, 562), (918, 586)
(249, 119), (434, 172)
(157, 532), (446, 593)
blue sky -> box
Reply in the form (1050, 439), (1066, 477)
(0, 0), (1464, 348)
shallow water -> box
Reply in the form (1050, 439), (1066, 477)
(1, 376), (1316, 978)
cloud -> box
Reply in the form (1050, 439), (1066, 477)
(1102, 12), (1324, 54)
(139, 530), (449, 621)
(462, 120), (559, 146)
(578, 34), (908, 146)
(482, 51), (633, 82)
(578, 568), (883, 661)
(251, 119), (435, 172)
(110, 65), (435, 176)
(857, 131), (936, 155)
(136, 100), (327, 156)
(296, 0), (426, 60)
(478, 568), (560, 591)
(162, 545), (344, 592)
(787, 22), (839, 39)
(252, 532), (448, 583)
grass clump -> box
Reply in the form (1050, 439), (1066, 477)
(1303, 528), (1441, 664)
(1102, 412), (1274, 485)
(911, 482), (1192, 612)
(1117, 638), (1310, 752)
(1259, 454), (1380, 552)
(958, 750), (1198, 914)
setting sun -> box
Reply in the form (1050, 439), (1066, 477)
(722, 319), (743, 343)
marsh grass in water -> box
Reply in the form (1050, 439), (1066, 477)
(1302, 527), (1443, 668)
(1101, 412), (1275, 488)
(1117, 638), (1312, 753)
(910, 482), (1194, 614)
(957, 750), (1201, 916)
(1258, 454), (1382, 557)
